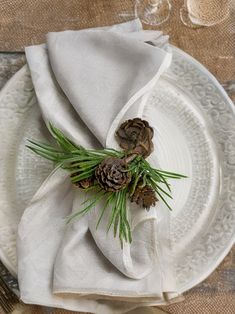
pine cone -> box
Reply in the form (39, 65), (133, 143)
(95, 157), (131, 191)
(75, 177), (94, 189)
(131, 185), (158, 210)
(71, 172), (94, 189)
(115, 118), (154, 158)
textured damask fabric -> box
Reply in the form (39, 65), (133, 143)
(17, 21), (178, 314)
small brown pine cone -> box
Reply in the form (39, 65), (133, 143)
(115, 118), (154, 158)
(95, 157), (131, 192)
(71, 173), (94, 189)
(131, 185), (158, 210)
(76, 177), (94, 189)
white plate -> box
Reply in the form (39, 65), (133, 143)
(0, 47), (234, 293)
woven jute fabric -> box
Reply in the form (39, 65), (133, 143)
(0, 0), (235, 83)
(0, 0), (134, 50)
(0, 0), (234, 313)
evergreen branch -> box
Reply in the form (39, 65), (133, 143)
(48, 123), (80, 151)
(96, 193), (115, 229)
(66, 189), (106, 224)
(27, 125), (187, 246)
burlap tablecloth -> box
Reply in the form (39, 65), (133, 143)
(0, 0), (235, 83)
(0, 0), (234, 313)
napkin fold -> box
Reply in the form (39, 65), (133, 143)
(17, 19), (179, 314)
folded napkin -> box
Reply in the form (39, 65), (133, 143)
(17, 19), (180, 314)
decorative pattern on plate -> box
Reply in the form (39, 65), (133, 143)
(0, 66), (53, 274)
(165, 48), (235, 291)
(148, 79), (220, 249)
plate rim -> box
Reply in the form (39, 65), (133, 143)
(0, 65), (29, 277)
(170, 46), (235, 292)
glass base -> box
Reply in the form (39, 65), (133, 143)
(180, 6), (203, 28)
(135, 0), (171, 26)
(180, 5), (230, 28)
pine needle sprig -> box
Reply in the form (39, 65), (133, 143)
(27, 123), (125, 186)
(127, 156), (186, 211)
(26, 124), (186, 245)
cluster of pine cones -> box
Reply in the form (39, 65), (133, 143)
(74, 118), (158, 210)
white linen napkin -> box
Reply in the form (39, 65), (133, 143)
(17, 19), (180, 314)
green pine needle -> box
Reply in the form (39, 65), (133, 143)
(26, 124), (187, 245)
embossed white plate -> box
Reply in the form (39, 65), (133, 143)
(0, 47), (234, 293)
